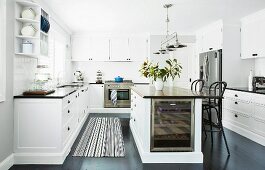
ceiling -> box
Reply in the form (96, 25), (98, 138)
(45, 0), (265, 34)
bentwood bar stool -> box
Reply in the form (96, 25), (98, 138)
(202, 81), (230, 155)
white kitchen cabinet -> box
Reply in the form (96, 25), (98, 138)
(196, 20), (223, 53)
(110, 37), (130, 61)
(14, 86), (89, 164)
(223, 89), (265, 146)
(90, 36), (110, 61)
(71, 36), (93, 61)
(129, 36), (148, 62)
(89, 84), (104, 108)
(241, 9), (265, 59)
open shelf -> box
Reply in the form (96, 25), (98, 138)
(15, 52), (38, 58)
(40, 31), (48, 36)
(16, 18), (39, 23)
(16, 0), (40, 7)
(16, 35), (40, 39)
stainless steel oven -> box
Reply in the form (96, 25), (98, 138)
(104, 80), (134, 108)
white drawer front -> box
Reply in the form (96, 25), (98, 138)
(252, 103), (265, 137)
(62, 104), (75, 127)
(223, 108), (251, 129)
(62, 117), (74, 146)
(224, 90), (252, 101)
(224, 98), (252, 116)
(62, 93), (75, 109)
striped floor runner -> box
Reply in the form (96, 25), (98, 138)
(73, 117), (125, 157)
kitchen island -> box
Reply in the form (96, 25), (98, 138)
(130, 85), (217, 165)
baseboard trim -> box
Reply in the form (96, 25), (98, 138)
(223, 120), (265, 146)
(0, 154), (14, 170)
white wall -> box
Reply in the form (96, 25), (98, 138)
(255, 58), (265, 76)
(0, 0), (14, 163)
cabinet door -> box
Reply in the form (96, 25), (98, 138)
(110, 37), (129, 61)
(241, 21), (258, 59)
(91, 37), (110, 61)
(71, 36), (92, 61)
(257, 17), (265, 58)
(89, 84), (104, 108)
(203, 22), (223, 51)
(129, 36), (148, 62)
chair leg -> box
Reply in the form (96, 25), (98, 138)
(206, 108), (213, 144)
(216, 109), (230, 155)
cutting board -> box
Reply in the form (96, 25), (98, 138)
(23, 90), (55, 96)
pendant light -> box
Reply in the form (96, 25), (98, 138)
(153, 4), (187, 55)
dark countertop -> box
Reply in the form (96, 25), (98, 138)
(131, 85), (221, 99)
(227, 87), (265, 95)
(14, 87), (78, 99)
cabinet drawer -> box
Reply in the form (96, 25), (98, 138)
(62, 117), (74, 145)
(224, 98), (252, 115)
(62, 94), (75, 109)
(252, 103), (265, 137)
(223, 108), (251, 129)
(62, 104), (75, 126)
(224, 90), (252, 101)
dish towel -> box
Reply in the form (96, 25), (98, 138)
(111, 90), (117, 106)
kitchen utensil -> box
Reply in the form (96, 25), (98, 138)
(96, 70), (103, 83)
(114, 76), (124, 83)
(21, 8), (36, 20)
(73, 71), (84, 82)
(21, 24), (37, 36)
(22, 40), (33, 53)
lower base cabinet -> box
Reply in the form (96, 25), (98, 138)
(14, 86), (90, 164)
(223, 89), (265, 146)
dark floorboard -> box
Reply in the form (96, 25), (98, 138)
(10, 113), (265, 170)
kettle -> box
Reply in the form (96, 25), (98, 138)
(73, 71), (84, 82)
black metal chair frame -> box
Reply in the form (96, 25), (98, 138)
(202, 81), (230, 155)
(191, 79), (205, 92)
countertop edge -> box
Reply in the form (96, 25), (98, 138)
(227, 87), (265, 95)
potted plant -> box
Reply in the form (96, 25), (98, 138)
(139, 59), (182, 90)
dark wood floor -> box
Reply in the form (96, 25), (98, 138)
(10, 113), (265, 170)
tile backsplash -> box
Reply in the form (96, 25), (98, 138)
(14, 57), (37, 95)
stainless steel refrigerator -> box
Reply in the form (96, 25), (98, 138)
(199, 49), (222, 88)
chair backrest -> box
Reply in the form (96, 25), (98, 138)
(208, 81), (227, 105)
(191, 79), (205, 92)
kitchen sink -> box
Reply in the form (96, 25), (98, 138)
(57, 84), (83, 88)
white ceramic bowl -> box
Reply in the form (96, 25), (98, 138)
(21, 25), (36, 36)
(21, 8), (36, 20)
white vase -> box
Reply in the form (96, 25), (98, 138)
(154, 78), (164, 91)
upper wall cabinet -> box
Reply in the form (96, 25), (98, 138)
(241, 9), (265, 59)
(71, 35), (148, 62)
(72, 36), (92, 61)
(129, 35), (148, 62)
(196, 20), (223, 53)
(90, 37), (110, 61)
(110, 37), (129, 61)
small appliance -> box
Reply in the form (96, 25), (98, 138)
(252, 76), (265, 91)
(73, 71), (84, 82)
(104, 80), (134, 108)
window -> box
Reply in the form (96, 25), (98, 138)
(0, 0), (6, 102)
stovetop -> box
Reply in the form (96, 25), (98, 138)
(105, 80), (133, 84)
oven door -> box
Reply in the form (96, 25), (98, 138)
(104, 88), (131, 108)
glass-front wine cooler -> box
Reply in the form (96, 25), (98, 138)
(151, 99), (194, 152)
